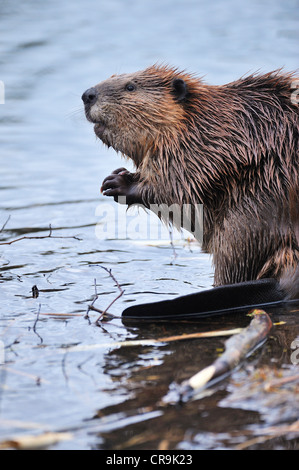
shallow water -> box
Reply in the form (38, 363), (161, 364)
(0, 0), (299, 450)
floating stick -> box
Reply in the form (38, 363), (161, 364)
(178, 309), (273, 401)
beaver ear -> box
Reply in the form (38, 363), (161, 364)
(172, 78), (188, 102)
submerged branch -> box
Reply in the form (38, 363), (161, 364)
(0, 224), (81, 245)
(173, 309), (273, 403)
(59, 327), (242, 353)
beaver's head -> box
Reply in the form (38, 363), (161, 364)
(82, 65), (199, 165)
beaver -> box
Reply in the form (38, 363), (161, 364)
(82, 65), (299, 320)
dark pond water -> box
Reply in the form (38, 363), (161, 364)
(0, 0), (299, 451)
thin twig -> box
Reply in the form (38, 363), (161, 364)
(0, 215), (11, 233)
(85, 278), (98, 321)
(86, 267), (124, 324)
(264, 373), (299, 392)
(235, 420), (299, 450)
(32, 304), (43, 344)
(96, 267), (125, 323)
(0, 224), (81, 245)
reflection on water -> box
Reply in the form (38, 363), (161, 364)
(0, 0), (299, 450)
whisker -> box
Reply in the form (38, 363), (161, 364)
(65, 106), (86, 122)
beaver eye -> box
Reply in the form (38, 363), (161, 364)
(125, 83), (136, 92)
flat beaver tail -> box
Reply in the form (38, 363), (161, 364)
(279, 185), (299, 300)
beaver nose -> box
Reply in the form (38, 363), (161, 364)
(81, 87), (98, 105)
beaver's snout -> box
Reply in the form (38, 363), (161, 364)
(81, 87), (98, 106)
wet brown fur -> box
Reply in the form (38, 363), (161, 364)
(85, 65), (299, 298)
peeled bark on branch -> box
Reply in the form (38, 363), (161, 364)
(178, 309), (272, 402)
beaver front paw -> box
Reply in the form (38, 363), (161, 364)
(101, 168), (142, 205)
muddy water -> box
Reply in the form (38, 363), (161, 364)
(0, 0), (299, 450)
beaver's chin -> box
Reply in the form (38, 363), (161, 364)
(93, 122), (107, 139)
(94, 125), (120, 153)
(93, 125), (138, 164)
